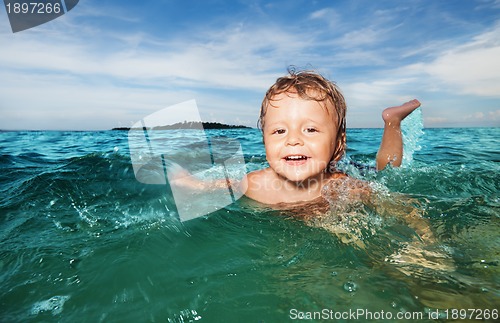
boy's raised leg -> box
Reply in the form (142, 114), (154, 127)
(376, 99), (421, 170)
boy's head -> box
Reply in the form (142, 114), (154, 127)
(258, 69), (347, 166)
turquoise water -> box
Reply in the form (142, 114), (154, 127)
(0, 125), (499, 322)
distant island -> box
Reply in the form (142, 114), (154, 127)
(112, 121), (251, 131)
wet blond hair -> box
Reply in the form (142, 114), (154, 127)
(258, 68), (347, 166)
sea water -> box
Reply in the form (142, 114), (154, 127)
(0, 123), (499, 322)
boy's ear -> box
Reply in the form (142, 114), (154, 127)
(332, 134), (345, 162)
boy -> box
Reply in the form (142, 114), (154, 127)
(243, 69), (420, 205)
(168, 69), (442, 260)
(242, 69), (445, 260)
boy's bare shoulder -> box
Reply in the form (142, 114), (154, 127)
(244, 168), (273, 186)
(241, 168), (278, 204)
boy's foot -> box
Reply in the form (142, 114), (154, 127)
(382, 99), (421, 125)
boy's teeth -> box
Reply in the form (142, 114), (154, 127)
(286, 155), (307, 160)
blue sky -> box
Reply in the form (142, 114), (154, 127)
(1, 0), (500, 130)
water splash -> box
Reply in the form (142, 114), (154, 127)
(401, 108), (424, 166)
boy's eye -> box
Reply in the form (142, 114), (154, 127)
(272, 129), (286, 135)
(305, 127), (318, 133)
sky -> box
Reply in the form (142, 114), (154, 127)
(1, 0), (500, 130)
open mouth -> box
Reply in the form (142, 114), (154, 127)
(284, 155), (308, 161)
(283, 155), (309, 165)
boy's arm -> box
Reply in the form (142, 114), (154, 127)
(167, 164), (240, 191)
(322, 174), (436, 244)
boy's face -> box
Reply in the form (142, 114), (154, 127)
(262, 91), (337, 183)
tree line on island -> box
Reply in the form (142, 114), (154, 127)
(112, 121), (251, 131)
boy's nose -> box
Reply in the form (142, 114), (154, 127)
(285, 131), (304, 146)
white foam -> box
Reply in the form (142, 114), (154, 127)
(30, 295), (70, 316)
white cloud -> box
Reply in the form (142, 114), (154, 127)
(488, 109), (500, 119)
(338, 20), (500, 128)
(0, 16), (315, 129)
(0, 18), (316, 91)
(335, 27), (386, 48)
(309, 8), (333, 20)
(463, 109), (500, 122)
(0, 68), (262, 130)
(421, 23), (500, 97)
(463, 111), (485, 121)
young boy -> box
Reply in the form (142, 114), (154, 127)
(243, 69), (420, 205)
(240, 69), (443, 258)
(168, 69), (441, 261)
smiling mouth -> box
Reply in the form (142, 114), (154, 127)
(284, 155), (308, 161)
(283, 155), (309, 164)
